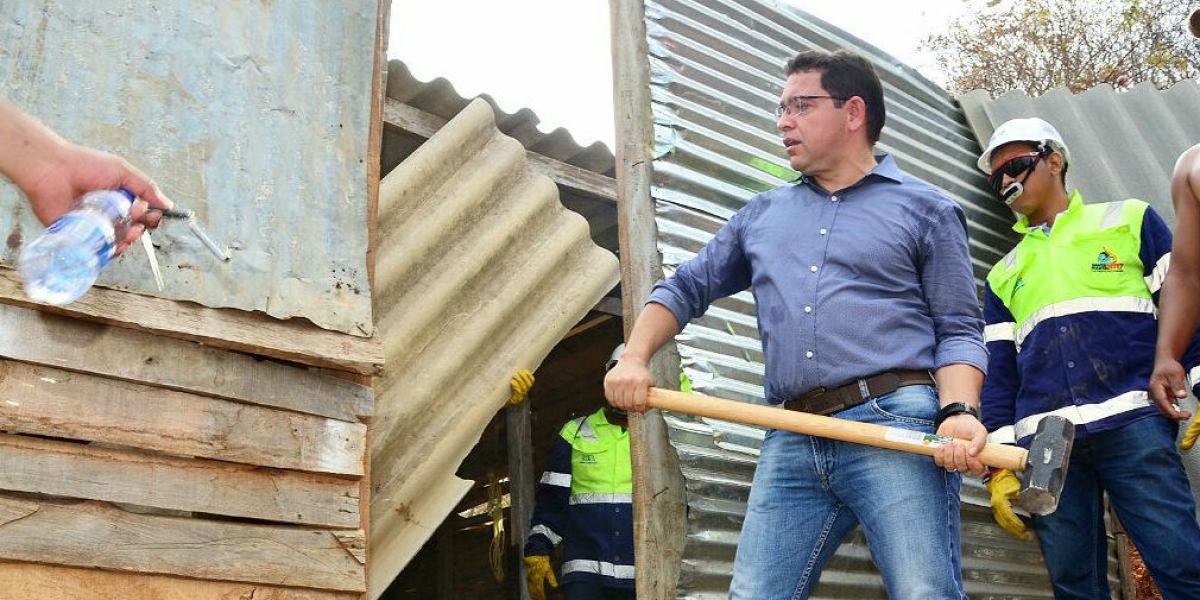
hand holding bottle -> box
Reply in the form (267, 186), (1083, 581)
(0, 96), (172, 255)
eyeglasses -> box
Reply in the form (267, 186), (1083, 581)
(988, 152), (1043, 196)
(775, 94), (849, 118)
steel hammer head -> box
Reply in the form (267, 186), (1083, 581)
(1018, 415), (1075, 516)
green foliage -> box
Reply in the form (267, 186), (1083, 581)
(923, 0), (1200, 96)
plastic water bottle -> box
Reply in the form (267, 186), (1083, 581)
(18, 188), (135, 305)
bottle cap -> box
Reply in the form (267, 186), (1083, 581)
(115, 187), (136, 204)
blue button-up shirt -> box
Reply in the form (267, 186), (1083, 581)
(648, 154), (987, 404)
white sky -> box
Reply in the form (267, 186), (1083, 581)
(388, 0), (973, 148)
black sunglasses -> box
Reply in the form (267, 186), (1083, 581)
(988, 152), (1044, 196)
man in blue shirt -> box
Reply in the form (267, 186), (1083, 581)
(979, 117), (1200, 600)
(605, 49), (988, 600)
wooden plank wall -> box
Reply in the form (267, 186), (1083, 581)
(0, 299), (373, 598)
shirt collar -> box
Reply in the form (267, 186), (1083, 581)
(1011, 189), (1084, 234)
(793, 153), (902, 187)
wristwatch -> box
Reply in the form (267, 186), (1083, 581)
(934, 401), (980, 429)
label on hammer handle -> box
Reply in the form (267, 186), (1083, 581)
(883, 427), (952, 448)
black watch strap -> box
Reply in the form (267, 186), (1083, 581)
(934, 402), (980, 429)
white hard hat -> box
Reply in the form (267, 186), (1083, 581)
(976, 117), (1071, 173)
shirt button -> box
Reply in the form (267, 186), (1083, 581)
(830, 195), (838, 202)
(810, 265), (818, 272)
(1067, 361), (1075, 368)
(1060, 326), (1068, 333)
(805, 351), (815, 358)
(804, 305), (812, 313)
(819, 228), (828, 235)
(614, 531), (620, 536)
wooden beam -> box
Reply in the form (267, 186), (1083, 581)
(0, 433), (359, 528)
(0, 303), (371, 422)
(0, 561), (362, 600)
(0, 267), (383, 376)
(382, 98), (616, 203)
(506, 400), (535, 600)
(0, 360), (366, 476)
(0, 495), (366, 592)
(610, 0), (688, 598)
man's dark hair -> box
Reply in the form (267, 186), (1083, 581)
(785, 49), (886, 144)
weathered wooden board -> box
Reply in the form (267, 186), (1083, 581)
(0, 269), (383, 375)
(0, 496), (365, 592)
(0, 360), (365, 476)
(0, 302), (371, 422)
(0, 560), (362, 600)
(0, 433), (359, 528)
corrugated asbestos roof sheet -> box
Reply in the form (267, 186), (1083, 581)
(644, 0), (1070, 596)
(368, 98), (620, 599)
(959, 81), (1200, 527)
(385, 61), (616, 175)
(0, 1), (376, 336)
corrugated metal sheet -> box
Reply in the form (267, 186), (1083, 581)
(368, 98), (620, 599)
(0, 0), (375, 336)
(643, 0), (1071, 597)
(959, 82), (1200, 526)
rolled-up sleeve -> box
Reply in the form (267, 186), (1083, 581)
(647, 209), (752, 326)
(921, 201), (988, 374)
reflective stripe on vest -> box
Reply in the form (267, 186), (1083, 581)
(540, 471), (571, 488)
(569, 492), (633, 505)
(1012, 390), (1152, 441)
(562, 559), (635, 580)
(529, 524), (563, 546)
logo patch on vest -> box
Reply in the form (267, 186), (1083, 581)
(579, 454), (598, 464)
(1091, 248), (1124, 272)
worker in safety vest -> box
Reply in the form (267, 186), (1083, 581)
(978, 117), (1200, 600)
(522, 345), (635, 600)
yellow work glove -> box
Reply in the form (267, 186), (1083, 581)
(986, 469), (1030, 540)
(1183, 418), (1200, 451)
(508, 369), (535, 405)
(524, 555), (558, 600)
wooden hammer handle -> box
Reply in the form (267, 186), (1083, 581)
(648, 388), (1028, 471)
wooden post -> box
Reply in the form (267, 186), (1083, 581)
(609, 0), (688, 597)
(436, 524), (454, 599)
(507, 401), (535, 600)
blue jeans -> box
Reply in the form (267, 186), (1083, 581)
(1031, 415), (1200, 600)
(729, 385), (967, 600)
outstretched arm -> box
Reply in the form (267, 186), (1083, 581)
(0, 96), (172, 254)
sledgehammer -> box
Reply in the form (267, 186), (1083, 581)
(647, 388), (1074, 515)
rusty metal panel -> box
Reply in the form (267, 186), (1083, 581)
(0, 0), (376, 335)
(368, 98), (620, 599)
(641, 0), (1096, 597)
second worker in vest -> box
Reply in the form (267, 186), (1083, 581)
(523, 346), (634, 600)
(978, 117), (1200, 600)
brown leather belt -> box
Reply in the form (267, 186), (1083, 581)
(784, 370), (935, 416)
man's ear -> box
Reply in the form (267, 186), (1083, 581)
(845, 96), (867, 133)
(1047, 152), (1065, 177)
